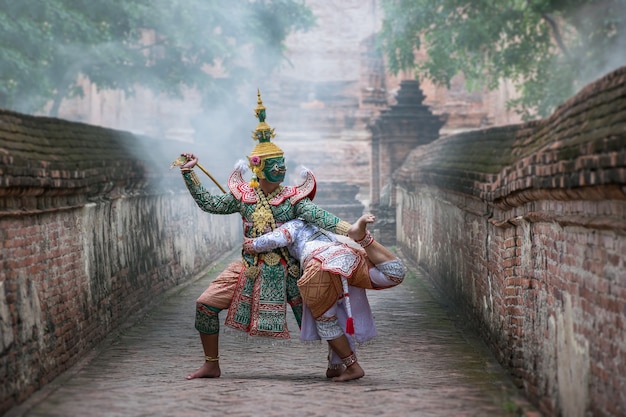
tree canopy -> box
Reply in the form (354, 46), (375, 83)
(379, 0), (626, 119)
(0, 0), (315, 116)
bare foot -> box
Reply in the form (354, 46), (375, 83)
(331, 363), (365, 382)
(326, 366), (345, 378)
(347, 214), (375, 241)
(185, 361), (221, 379)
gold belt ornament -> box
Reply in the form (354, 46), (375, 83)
(244, 265), (259, 278)
(288, 263), (300, 278)
(261, 252), (281, 266)
(243, 252), (281, 279)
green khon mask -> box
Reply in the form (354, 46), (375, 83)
(262, 156), (286, 183)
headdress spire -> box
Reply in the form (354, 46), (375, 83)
(247, 90), (284, 187)
(249, 89), (283, 159)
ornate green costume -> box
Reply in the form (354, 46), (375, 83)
(180, 91), (350, 339)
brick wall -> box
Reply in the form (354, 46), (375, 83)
(0, 111), (240, 414)
(394, 67), (626, 417)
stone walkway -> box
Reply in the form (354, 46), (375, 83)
(6, 250), (541, 417)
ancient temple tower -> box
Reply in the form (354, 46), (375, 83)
(368, 80), (445, 244)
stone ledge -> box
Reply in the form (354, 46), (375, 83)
(0, 110), (185, 212)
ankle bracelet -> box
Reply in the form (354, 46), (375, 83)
(205, 355), (220, 362)
(342, 352), (358, 368)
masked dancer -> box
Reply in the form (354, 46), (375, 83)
(178, 91), (352, 379)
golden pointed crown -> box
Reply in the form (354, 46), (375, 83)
(249, 89), (283, 160)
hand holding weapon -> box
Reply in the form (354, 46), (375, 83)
(170, 154), (227, 194)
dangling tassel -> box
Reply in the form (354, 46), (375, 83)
(341, 277), (354, 335)
(346, 317), (355, 335)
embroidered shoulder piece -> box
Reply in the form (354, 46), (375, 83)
(289, 168), (317, 205)
(227, 167), (317, 205)
(266, 186), (296, 205)
(228, 169), (257, 203)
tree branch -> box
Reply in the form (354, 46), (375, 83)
(542, 13), (571, 59)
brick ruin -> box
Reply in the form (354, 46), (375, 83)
(1, 1), (624, 413)
(368, 79), (446, 245)
(1, 66), (624, 417)
(392, 67), (626, 417)
(0, 113), (240, 413)
(53, 2), (521, 211)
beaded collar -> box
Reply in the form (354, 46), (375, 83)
(251, 186), (282, 236)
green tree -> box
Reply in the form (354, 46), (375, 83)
(379, 0), (626, 119)
(0, 0), (315, 116)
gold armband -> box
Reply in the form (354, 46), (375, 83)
(182, 170), (201, 186)
(335, 220), (351, 236)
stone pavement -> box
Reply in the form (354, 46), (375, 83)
(6, 249), (541, 417)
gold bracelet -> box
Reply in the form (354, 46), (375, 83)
(335, 220), (351, 236)
(204, 355), (220, 362)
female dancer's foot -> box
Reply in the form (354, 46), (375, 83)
(332, 362), (365, 382)
(326, 365), (345, 378)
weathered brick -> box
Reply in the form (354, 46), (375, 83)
(0, 110), (241, 415)
(396, 67), (626, 417)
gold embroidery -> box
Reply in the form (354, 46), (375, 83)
(335, 220), (351, 236)
(262, 252), (281, 266)
(252, 205), (273, 235)
(251, 186), (282, 235)
(288, 263), (300, 278)
(245, 265), (259, 278)
(244, 186), (294, 277)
